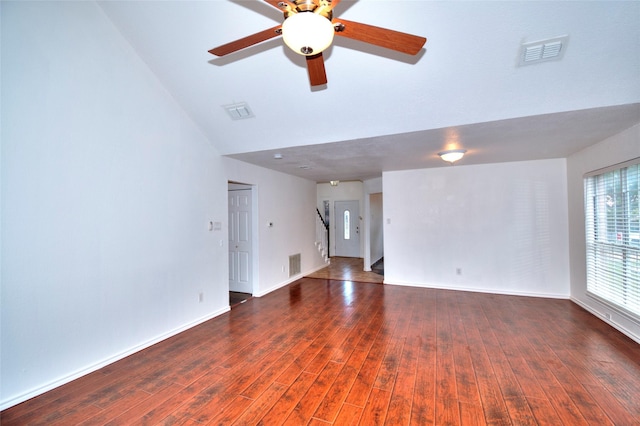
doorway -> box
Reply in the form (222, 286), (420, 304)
(369, 192), (384, 274)
(335, 200), (360, 257)
(228, 185), (253, 301)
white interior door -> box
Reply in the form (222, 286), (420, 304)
(335, 200), (360, 257)
(229, 189), (252, 293)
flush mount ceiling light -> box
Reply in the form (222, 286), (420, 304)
(438, 149), (467, 164)
(282, 11), (335, 56)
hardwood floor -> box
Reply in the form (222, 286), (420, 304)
(3, 276), (639, 425)
(230, 292), (252, 307)
(306, 257), (384, 284)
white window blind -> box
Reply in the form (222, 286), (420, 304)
(584, 159), (640, 319)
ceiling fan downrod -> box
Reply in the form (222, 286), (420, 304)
(278, 0), (333, 20)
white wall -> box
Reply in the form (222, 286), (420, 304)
(383, 159), (570, 298)
(567, 123), (640, 342)
(225, 158), (324, 296)
(1, 2), (229, 408)
(317, 181), (365, 257)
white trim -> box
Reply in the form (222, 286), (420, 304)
(586, 291), (640, 325)
(253, 265), (327, 297)
(304, 263), (329, 276)
(571, 297), (640, 344)
(382, 280), (569, 299)
(0, 306), (230, 411)
(253, 277), (298, 297)
(253, 264), (328, 297)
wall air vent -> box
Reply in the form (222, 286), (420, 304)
(223, 102), (254, 120)
(289, 254), (301, 277)
(518, 35), (568, 66)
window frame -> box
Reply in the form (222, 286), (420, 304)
(343, 209), (351, 240)
(584, 157), (640, 321)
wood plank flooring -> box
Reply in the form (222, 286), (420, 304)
(3, 277), (639, 425)
(306, 257), (384, 284)
(230, 292), (252, 307)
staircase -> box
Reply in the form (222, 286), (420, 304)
(316, 208), (330, 264)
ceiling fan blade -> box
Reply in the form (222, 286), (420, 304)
(263, 0), (298, 14)
(333, 18), (426, 55)
(306, 53), (328, 86)
(263, 0), (290, 9)
(209, 25), (282, 56)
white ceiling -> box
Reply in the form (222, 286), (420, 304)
(99, 0), (640, 182)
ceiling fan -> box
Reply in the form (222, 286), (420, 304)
(209, 0), (427, 87)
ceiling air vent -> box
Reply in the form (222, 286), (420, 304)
(518, 35), (568, 66)
(223, 102), (254, 120)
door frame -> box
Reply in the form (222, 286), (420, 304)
(228, 182), (257, 295)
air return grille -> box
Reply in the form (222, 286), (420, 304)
(223, 102), (254, 120)
(289, 254), (301, 277)
(519, 36), (568, 66)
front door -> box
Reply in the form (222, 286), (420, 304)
(229, 189), (252, 293)
(335, 200), (360, 257)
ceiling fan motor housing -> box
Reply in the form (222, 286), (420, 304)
(281, 0), (333, 20)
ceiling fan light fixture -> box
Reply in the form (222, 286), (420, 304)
(282, 12), (334, 56)
(438, 149), (467, 164)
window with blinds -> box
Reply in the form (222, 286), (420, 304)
(584, 159), (640, 319)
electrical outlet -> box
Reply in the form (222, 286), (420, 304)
(456, 268), (462, 275)
(199, 292), (204, 303)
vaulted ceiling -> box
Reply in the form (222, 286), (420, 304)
(99, 1), (640, 182)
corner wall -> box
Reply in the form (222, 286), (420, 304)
(566, 123), (640, 342)
(225, 158), (325, 297)
(1, 2), (229, 408)
(383, 159), (570, 298)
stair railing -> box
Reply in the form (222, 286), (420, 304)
(316, 208), (330, 260)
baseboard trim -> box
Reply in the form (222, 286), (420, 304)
(305, 263), (330, 276)
(253, 275), (303, 297)
(382, 279), (569, 299)
(253, 264), (328, 298)
(570, 297), (640, 344)
(0, 306), (230, 411)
